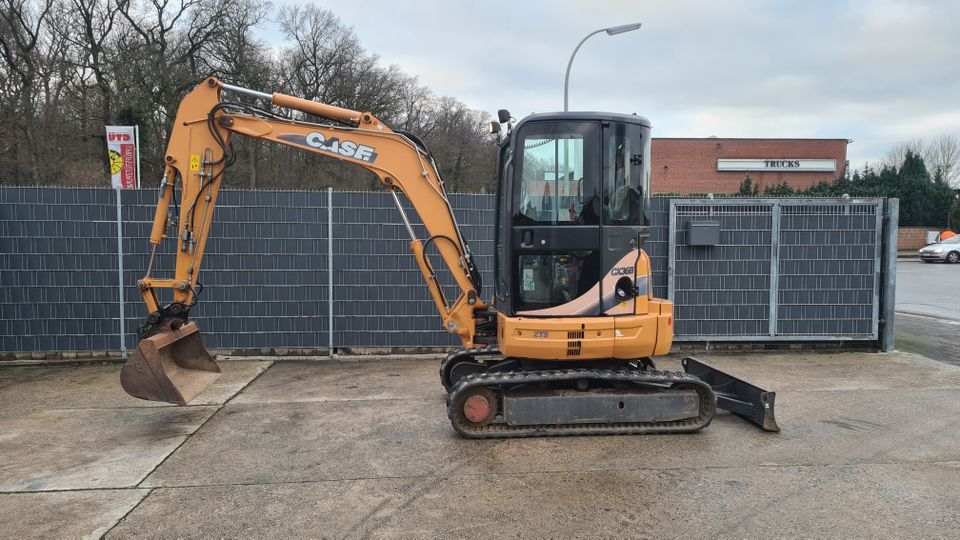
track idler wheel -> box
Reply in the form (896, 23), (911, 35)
(452, 387), (497, 427)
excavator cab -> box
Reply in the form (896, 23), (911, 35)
(492, 112), (651, 319)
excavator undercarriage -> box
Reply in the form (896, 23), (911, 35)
(120, 78), (780, 438)
(441, 347), (777, 437)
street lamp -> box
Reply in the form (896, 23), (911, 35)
(563, 23), (641, 111)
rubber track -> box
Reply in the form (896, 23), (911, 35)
(447, 368), (717, 438)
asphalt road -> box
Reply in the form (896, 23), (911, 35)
(895, 260), (959, 366)
(896, 259), (960, 321)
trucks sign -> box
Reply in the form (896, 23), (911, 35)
(716, 159), (836, 172)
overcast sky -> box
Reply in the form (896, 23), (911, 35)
(268, 0), (959, 169)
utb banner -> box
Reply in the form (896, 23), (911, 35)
(106, 126), (140, 189)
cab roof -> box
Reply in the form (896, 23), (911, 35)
(513, 111), (652, 130)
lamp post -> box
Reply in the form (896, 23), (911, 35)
(563, 23), (641, 111)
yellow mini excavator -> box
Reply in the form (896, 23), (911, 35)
(121, 78), (779, 437)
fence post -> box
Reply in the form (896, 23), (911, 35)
(768, 202), (781, 336)
(880, 198), (899, 352)
(328, 187), (334, 357)
(115, 187), (127, 356)
(667, 199), (677, 302)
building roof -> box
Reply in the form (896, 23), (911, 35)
(654, 137), (850, 142)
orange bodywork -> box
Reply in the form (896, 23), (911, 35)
(497, 250), (673, 360)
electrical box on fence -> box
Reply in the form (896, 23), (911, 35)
(687, 221), (720, 246)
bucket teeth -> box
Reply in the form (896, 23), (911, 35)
(120, 322), (221, 405)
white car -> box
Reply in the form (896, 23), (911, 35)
(919, 235), (960, 263)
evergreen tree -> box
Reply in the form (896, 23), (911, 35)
(737, 151), (954, 227)
(737, 177), (759, 196)
(763, 182), (795, 196)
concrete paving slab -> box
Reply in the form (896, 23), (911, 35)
(0, 406), (216, 491)
(231, 358), (441, 404)
(115, 463), (960, 538)
(7, 347), (960, 537)
(0, 361), (271, 411)
(142, 356), (960, 487)
(0, 489), (149, 539)
(233, 351), (960, 408)
(896, 313), (960, 367)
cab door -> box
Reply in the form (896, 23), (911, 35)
(510, 121), (603, 316)
(600, 121), (651, 315)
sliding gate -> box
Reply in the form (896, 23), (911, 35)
(667, 198), (892, 343)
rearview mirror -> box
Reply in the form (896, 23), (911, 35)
(497, 109), (511, 123)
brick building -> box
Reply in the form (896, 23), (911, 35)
(651, 138), (849, 194)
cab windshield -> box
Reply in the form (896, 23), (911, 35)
(513, 122), (599, 226)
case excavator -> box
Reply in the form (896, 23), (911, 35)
(120, 78), (779, 437)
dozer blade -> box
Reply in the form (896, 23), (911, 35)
(682, 356), (780, 432)
(120, 321), (221, 405)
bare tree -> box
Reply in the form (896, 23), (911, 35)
(68, 0), (122, 175)
(0, 0), (498, 190)
(925, 134), (960, 187)
(0, 0), (54, 182)
(881, 135), (960, 187)
(881, 137), (926, 171)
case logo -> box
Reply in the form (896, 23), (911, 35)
(279, 132), (378, 163)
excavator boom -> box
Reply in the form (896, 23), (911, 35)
(122, 78), (486, 405)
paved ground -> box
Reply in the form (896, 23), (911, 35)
(895, 260), (959, 366)
(2, 345), (960, 538)
(895, 259), (959, 321)
(0, 261), (957, 538)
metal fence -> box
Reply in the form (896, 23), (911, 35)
(667, 199), (887, 341)
(0, 187), (897, 355)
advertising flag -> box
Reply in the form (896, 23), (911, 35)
(106, 126), (140, 189)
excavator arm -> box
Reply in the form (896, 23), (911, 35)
(122, 77), (487, 404)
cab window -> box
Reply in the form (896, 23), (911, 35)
(603, 126), (649, 226)
(513, 122), (599, 226)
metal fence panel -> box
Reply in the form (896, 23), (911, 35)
(669, 201), (773, 338)
(330, 191), (494, 348)
(0, 187), (891, 353)
(668, 198), (884, 341)
(776, 200), (880, 340)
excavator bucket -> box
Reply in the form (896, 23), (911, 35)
(682, 356), (780, 432)
(120, 322), (221, 405)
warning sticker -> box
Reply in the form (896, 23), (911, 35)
(522, 268), (535, 292)
(190, 154), (201, 172)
